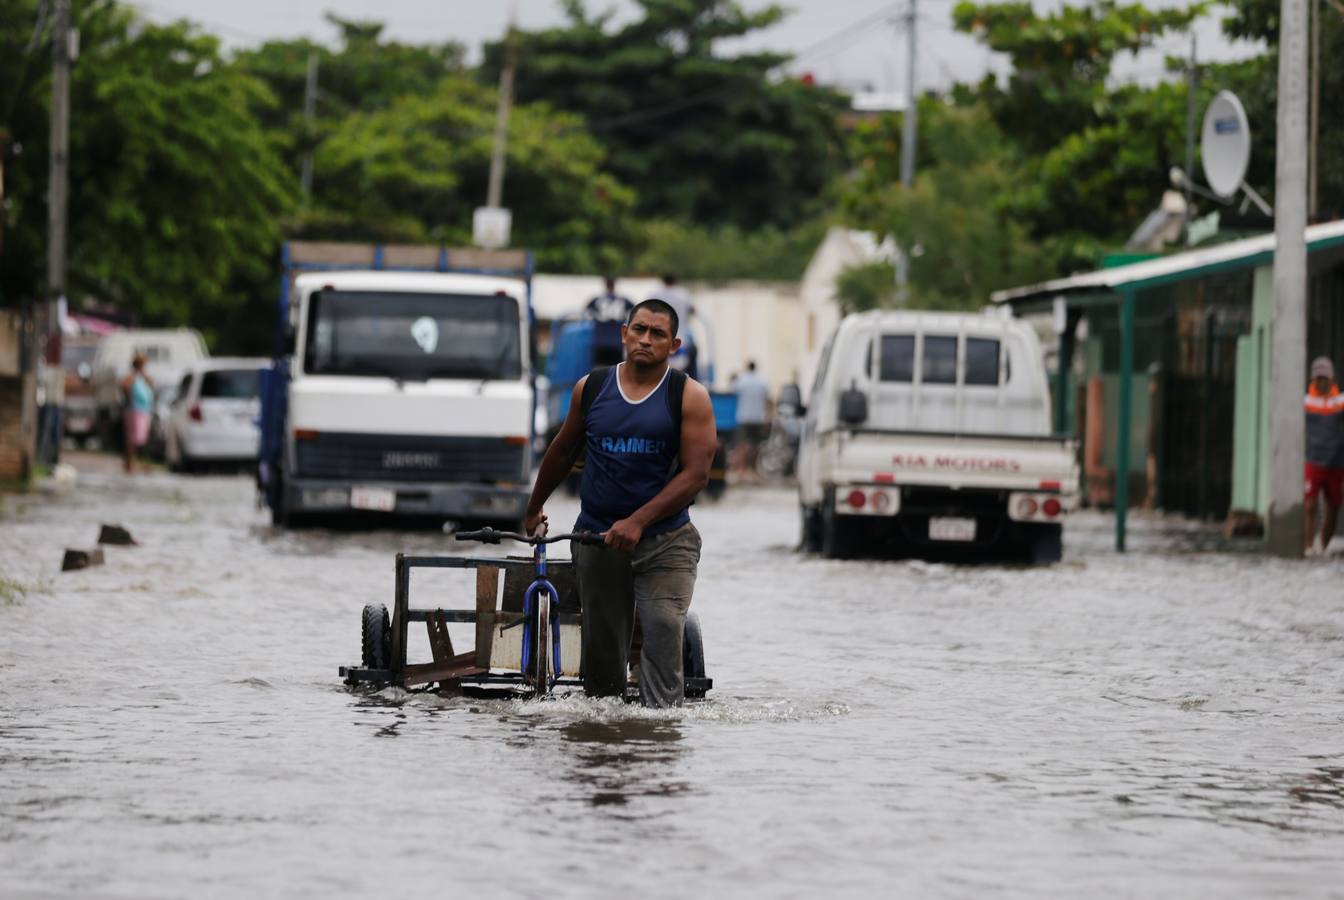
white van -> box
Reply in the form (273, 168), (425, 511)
(91, 328), (208, 445)
(797, 310), (1079, 561)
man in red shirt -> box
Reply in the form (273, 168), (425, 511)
(1304, 356), (1344, 554)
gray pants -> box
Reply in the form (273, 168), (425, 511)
(572, 523), (701, 708)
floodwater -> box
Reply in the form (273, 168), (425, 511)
(2, 467), (1343, 898)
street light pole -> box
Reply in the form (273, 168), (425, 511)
(486, 7), (518, 211)
(1267, 0), (1310, 557)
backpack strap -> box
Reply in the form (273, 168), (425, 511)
(665, 368), (687, 440)
(580, 366), (612, 421)
(569, 366), (612, 476)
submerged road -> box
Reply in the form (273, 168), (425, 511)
(2, 463), (1342, 897)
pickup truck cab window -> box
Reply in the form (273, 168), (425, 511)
(878, 335), (915, 382)
(965, 338), (1001, 386)
(921, 335), (958, 384)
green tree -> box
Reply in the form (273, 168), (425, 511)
(1, 0), (295, 351)
(309, 76), (639, 273)
(1217, 0), (1343, 220)
(481, 0), (849, 230)
(636, 218), (827, 281)
(840, 103), (1051, 310)
(947, 1), (1207, 272)
(230, 17), (466, 180)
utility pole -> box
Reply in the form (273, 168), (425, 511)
(299, 52), (318, 203)
(1183, 34), (1198, 238)
(1309, 0), (1320, 219)
(895, 0), (917, 299)
(1267, 0), (1310, 557)
(486, 8), (518, 210)
(48, 0), (70, 312)
(42, 0), (72, 467)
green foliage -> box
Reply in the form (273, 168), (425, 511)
(0, 0), (295, 352)
(834, 260), (897, 315)
(637, 218), (828, 281)
(230, 17), (465, 174)
(952, 1), (1203, 156)
(308, 76), (639, 273)
(840, 103), (1052, 309)
(482, 0), (849, 230)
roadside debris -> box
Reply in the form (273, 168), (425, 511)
(61, 548), (105, 571)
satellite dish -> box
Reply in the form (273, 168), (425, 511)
(1200, 90), (1251, 200)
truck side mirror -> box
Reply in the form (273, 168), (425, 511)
(838, 383), (867, 426)
(281, 325), (296, 356)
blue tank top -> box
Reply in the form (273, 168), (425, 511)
(129, 375), (154, 413)
(575, 366), (689, 537)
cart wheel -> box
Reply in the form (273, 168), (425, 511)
(361, 603), (391, 670)
(683, 612), (706, 698)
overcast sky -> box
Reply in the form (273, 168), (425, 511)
(126, 0), (1264, 94)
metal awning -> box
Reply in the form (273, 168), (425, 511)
(992, 219), (1344, 306)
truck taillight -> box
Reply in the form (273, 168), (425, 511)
(1015, 496), (1038, 518)
(871, 490), (891, 511)
(846, 489), (867, 509)
(189, 404), (202, 423)
(1042, 498), (1062, 517)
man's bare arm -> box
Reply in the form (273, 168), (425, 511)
(524, 377), (588, 534)
(605, 379), (716, 549)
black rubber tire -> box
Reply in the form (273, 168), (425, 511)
(821, 501), (860, 560)
(683, 611), (706, 698)
(1028, 524), (1063, 565)
(800, 505), (823, 553)
(361, 603), (391, 670)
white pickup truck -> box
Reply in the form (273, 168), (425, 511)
(797, 310), (1079, 562)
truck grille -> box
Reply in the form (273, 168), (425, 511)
(295, 432), (526, 484)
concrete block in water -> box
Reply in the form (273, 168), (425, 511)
(97, 524), (138, 546)
(62, 548), (105, 571)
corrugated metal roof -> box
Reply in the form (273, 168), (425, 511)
(991, 219), (1344, 305)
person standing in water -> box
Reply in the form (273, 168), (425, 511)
(119, 353), (154, 474)
(524, 299), (716, 707)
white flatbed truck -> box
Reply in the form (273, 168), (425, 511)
(258, 243), (536, 528)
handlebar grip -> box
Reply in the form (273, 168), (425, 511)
(568, 531), (606, 546)
(454, 528), (502, 544)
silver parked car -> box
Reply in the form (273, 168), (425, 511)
(164, 358), (266, 472)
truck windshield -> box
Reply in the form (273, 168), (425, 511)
(303, 290), (522, 381)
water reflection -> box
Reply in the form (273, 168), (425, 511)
(559, 719), (688, 810)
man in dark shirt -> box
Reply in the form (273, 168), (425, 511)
(584, 276), (634, 367)
(525, 300), (716, 706)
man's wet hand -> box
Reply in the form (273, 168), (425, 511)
(604, 518), (643, 551)
(525, 509), (548, 537)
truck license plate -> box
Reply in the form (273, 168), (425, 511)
(929, 517), (976, 542)
(350, 486), (396, 512)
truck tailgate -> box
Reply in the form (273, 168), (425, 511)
(832, 430), (1078, 493)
